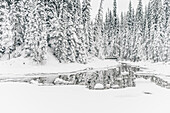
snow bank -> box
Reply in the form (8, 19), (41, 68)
(119, 61), (170, 82)
(0, 52), (119, 76)
(121, 61), (170, 76)
(94, 83), (104, 89)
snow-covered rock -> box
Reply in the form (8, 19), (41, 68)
(94, 83), (104, 89)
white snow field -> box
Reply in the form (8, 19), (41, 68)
(1, 52), (170, 77)
(1, 54), (170, 113)
(0, 79), (170, 113)
(0, 52), (119, 76)
(124, 61), (170, 76)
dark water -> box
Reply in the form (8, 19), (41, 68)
(1, 63), (170, 90)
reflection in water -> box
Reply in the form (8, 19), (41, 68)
(53, 63), (170, 89)
(135, 74), (170, 89)
(0, 63), (170, 90)
(85, 65), (136, 89)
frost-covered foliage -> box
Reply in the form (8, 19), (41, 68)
(103, 0), (170, 62)
(104, 0), (120, 59)
(0, 0), (169, 63)
(48, 0), (87, 64)
(82, 0), (91, 57)
(93, 0), (104, 59)
(24, 0), (47, 64)
(0, 0), (13, 59)
(10, 0), (25, 49)
(132, 0), (144, 61)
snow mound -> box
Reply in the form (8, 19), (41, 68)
(94, 83), (104, 89)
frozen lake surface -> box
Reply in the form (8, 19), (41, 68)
(0, 62), (170, 113)
(0, 79), (170, 113)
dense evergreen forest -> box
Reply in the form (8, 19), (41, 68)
(0, 0), (169, 64)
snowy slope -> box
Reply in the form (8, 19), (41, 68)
(0, 51), (119, 76)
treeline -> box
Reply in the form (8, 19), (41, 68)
(104, 0), (170, 62)
(0, 0), (169, 64)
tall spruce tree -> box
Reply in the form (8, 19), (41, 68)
(94, 0), (104, 59)
(24, 0), (47, 64)
(150, 0), (164, 62)
(165, 18), (170, 61)
(112, 0), (120, 58)
(0, 0), (13, 59)
(125, 1), (134, 60)
(104, 9), (114, 58)
(82, 0), (92, 57)
(73, 0), (87, 63)
(163, 0), (170, 61)
(145, 2), (153, 61)
(9, 0), (26, 58)
(119, 12), (125, 60)
(132, 0), (144, 61)
(163, 0), (170, 30)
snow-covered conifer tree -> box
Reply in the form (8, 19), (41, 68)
(9, 0), (26, 58)
(73, 0), (87, 63)
(150, 0), (164, 62)
(125, 1), (134, 60)
(0, 0), (13, 59)
(132, 0), (144, 61)
(94, 0), (104, 59)
(82, 0), (91, 57)
(24, 0), (47, 64)
(165, 18), (170, 61)
(144, 2), (153, 61)
(119, 12), (126, 60)
(104, 9), (114, 58)
(162, 0), (170, 61)
(112, 0), (120, 58)
(162, 0), (170, 30)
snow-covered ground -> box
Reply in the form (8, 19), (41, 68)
(1, 51), (170, 77)
(0, 52), (119, 76)
(123, 61), (170, 76)
(122, 61), (170, 82)
(1, 55), (170, 77)
(1, 55), (170, 113)
(0, 78), (170, 113)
